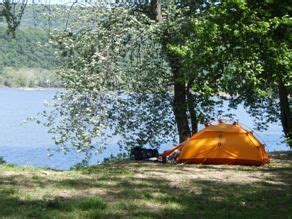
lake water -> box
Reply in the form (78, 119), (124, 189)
(0, 88), (290, 170)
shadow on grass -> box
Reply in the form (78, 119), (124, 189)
(0, 190), (107, 218)
(0, 163), (291, 218)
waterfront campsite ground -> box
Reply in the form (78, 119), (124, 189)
(0, 152), (291, 218)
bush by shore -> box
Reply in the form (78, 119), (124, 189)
(0, 67), (60, 88)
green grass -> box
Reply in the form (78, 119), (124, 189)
(0, 157), (291, 218)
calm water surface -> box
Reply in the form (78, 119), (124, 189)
(0, 88), (290, 169)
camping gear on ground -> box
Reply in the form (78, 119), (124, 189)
(166, 148), (181, 163)
(162, 121), (269, 165)
(148, 157), (158, 161)
(130, 147), (159, 160)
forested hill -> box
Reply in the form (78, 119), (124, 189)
(0, 5), (61, 87)
(0, 27), (58, 72)
(0, 4), (61, 72)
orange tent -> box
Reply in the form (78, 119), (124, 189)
(163, 121), (269, 165)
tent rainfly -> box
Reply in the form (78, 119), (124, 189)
(163, 121), (269, 165)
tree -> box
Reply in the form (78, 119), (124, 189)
(43, 5), (174, 156)
(0, 0), (27, 36)
(155, 0), (224, 142)
(42, 1), (227, 159)
(171, 0), (291, 145)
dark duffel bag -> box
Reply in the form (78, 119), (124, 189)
(130, 147), (159, 160)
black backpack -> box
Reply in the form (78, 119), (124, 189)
(130, 147), (159, 160)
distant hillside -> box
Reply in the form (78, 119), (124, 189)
(19, 4), (65, 29)
(0, 5), (65, 87)
(0, 4), (65, 29)
(0, 4), (64, 72)
(0, 4), (72, 87)
(0, 27), (58, 72)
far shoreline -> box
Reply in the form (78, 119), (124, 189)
(0, 86), (61, 91)
(1, 150), (291, 171)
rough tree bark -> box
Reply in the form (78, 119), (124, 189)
(187, 80), (198, 134)
(150, 0), (162, 22)
(172, 57), (191, 142)
(278, 80), (292, 145)
(150, 0), (191, 142)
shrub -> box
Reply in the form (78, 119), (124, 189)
(0, 67), (60, 87)
(0, 156), (7, 164)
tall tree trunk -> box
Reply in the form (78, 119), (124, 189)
(150, 0), (190, 142)
(150, 0), (162, 22)
(278, 80), (292, 146)
(172, 58), (191, 142)
(187, 80), (198, 134)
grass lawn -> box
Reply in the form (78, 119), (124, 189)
(0, 153), (291, 218)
